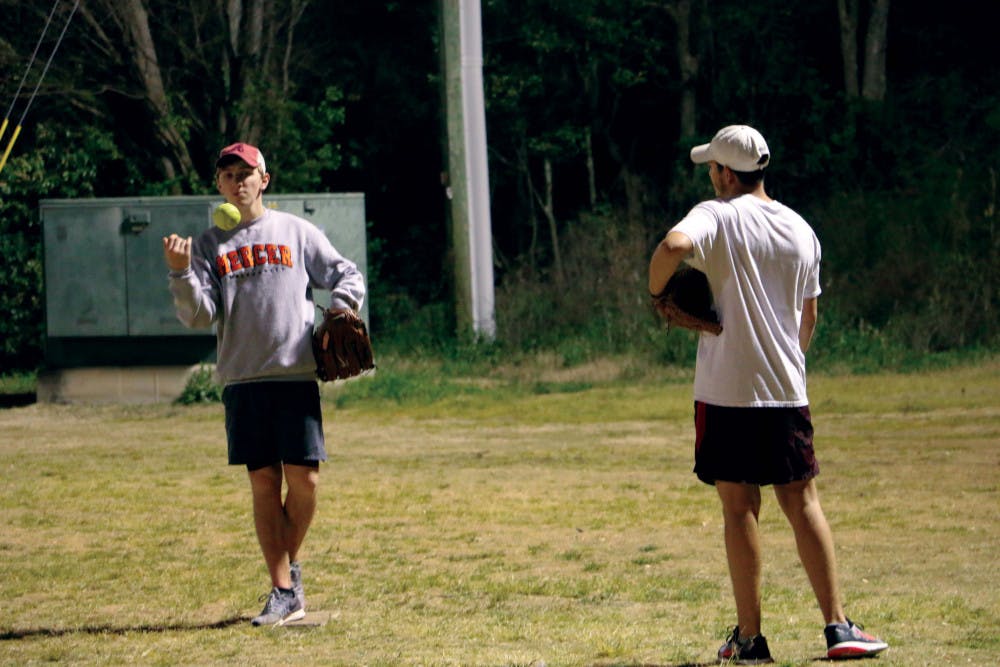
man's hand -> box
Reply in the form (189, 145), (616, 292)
(163, 234), (192, 272)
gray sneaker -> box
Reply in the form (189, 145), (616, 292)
(290, 561), (305, 608)
(251, 587), (305, 626)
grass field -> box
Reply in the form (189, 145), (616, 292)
(0, 357), (998, 666)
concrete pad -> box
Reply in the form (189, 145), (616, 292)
(282, 610), (336, 627)
(36, 365), (204, 404)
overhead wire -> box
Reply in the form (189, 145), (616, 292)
(0, 0), (61, 144)
(0, 0), (81, 175)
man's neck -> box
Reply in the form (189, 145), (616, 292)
(724, 183), (770, 202)
(749, 184), (772, 202)
(240, 200), (267, 221)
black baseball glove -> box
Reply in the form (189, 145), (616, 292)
(650, 265), (723, 335)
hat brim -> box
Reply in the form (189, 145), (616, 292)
(690, 143), (713, 164)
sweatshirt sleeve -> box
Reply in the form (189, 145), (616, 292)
(166, 252), (219, 329)
(304, 224), (367, 312)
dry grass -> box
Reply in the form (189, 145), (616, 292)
(0, 359), (997, 666)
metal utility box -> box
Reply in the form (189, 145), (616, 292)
(40, 194), (367, 368)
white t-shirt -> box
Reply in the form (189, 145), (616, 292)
(671, 194), (821, 407)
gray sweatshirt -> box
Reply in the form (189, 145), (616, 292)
(167, 208), (366, 385)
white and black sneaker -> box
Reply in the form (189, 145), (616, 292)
(251, 587), (305, 627)
(717, 626), (774, 664)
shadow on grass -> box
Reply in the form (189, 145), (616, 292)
(0, 616), (246, 640)
(0, 393), (35, 409)
(586, 659), (870, 666)
(587, 663), (717, 667)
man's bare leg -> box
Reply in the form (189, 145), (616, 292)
(283, 463), (319, 563)
(716, 481), (764, 638)
(774, 478), (846, 625)
(248, 464), (292, 589)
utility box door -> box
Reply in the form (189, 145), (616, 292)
(122, 201), (212, 336)
(44, 205), (129, 337)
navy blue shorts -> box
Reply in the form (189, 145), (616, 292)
(222, 381), (326, 470)
(693, 401), (819, 486)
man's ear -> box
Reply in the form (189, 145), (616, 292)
(261, 172), (270, 191)
(722, 166), (737, 186)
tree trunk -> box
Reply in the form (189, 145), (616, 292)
(225, 0), (266, 142)
(861, 0), (890, 101)
(838, 0), (890, 101)
(622, 165), (648, 229)
(540, 157), (563, 284)
(666, 0), (698, 139)
(837, 0), (860, 98)
(577, 41), (602, 209)
(520, 137), (540, 270)
(116, 0), (195, 186)
(584, 127), (597, 209)
(281, 0), (309, 94)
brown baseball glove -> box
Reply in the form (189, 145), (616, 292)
(650, 265), (723, 335)
(312, 307), (375, 381)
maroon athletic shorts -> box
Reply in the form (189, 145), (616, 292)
(693, 401), (819, 486)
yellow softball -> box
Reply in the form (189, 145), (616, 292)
(212, 202), (241, 231)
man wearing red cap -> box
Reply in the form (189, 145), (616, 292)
(163, 142), (366, 626)
(648, 125), (889, 663)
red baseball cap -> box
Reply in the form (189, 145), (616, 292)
(216, 142), (266, 172)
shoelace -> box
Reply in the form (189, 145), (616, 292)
(720, 626), (740, 655)
(721, 627), (759, 659)
(258, 588), (288, 612)
(845, 618), (870, 637)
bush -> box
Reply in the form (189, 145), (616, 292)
(175, 365), (223, 404)
(371, 295), (456, 353)
(495, 208), (653, 359)
(809, 309), (908, 374)
(810, 169), (999, 354)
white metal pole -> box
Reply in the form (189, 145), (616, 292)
(458, 0), (496, 339)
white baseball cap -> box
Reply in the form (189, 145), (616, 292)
(690, 125), (770, 172)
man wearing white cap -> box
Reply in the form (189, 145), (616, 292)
(649, 126), (888, 663)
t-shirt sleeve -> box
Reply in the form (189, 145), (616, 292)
(805, 233), (822, 299)
(670, 201), (720, 270)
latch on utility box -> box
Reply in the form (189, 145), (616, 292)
(121, 211), (151, 235)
